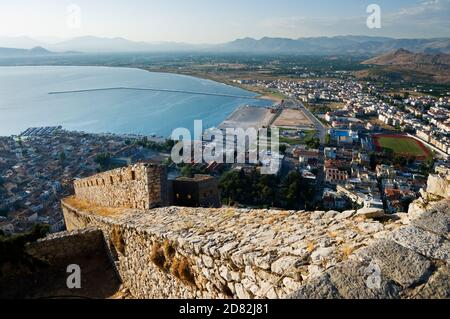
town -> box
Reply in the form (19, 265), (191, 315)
(239, 78), (449, 212)
(0, 128), (172, 234)
(1, 76), (450, 235)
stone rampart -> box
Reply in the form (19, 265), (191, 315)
(61, 197), (449, 299)
(74, 163), (168, 210)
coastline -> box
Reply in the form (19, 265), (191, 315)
(0, 65), (276, 137)
(137, 67), (282, 105)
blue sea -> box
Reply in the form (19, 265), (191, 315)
(0, 66), (271, 137)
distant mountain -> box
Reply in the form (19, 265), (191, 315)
(356, 49), (450, 83)
(0, 36), (45, 49)
(46, 36), (207, 53)
(218, 36), (450, 55)
(0, 35), (450, 55)
(0, 46), (55, 57)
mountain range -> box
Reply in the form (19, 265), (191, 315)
(1, 35), (450, 55)
(0, 46), (54, 57)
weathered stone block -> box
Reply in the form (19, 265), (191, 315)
(288, 274), (341, 299)
(389, 226), (450, 261)
(355, 239), (432, 287)
(327, 260), (402, 299)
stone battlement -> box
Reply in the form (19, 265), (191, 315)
(74, 163), (169, 210)
(61, 196), (449, 299)
(60, 166), (449, 299)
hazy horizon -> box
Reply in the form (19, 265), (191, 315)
(1, 0), (450, 44)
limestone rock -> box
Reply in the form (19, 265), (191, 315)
(358, 222), (384, 234)
(355, 239), (432, 287)
(335, 210), (356, 220)
(412, 211), (450, 238)
(324, 211), (339, 219)
(287, 274), (341, 299)
(271, 256), (298, 275)
(311, 247), (334, 263)
(202, 255), (214, 268)
(235, 283), (251, 299)
(283, 277), (302, 291)
(413, 265), (450, 299)
(426, 174), (450, 198)
(389, 226), (450, 261)
(355, 207), (386, 219)
(327, 260), (402, 299)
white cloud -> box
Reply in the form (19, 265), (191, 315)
(259, 0), (450, 38)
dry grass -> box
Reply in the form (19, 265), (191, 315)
(150, 241), (197, 287)
(328, 231), (338, 238)
(223, 209), (236, 219)
(150, 242), (166, 271)
(173, 258), (196, 287)
(162, 240), (176, 261)
(341, 245), (356, 260)
(111, 226), (126, 255)
(63, 196), (123, 217)
(306, 241), (315, 253)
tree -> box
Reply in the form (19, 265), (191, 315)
(95, 153), (112, 171)
(280, 171), (303, 209)
(325, 134), (331, 146)
(59, 151), (66, 166)
(0, 224), (50, 276)
(279, 144), (287, 155)
(180, 165), (194, 178)
(305, 136), (320, 149)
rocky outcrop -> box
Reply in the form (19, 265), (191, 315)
(426, 173), (450, 199)
(290, 170), (450, 299)
(56, 166), (449, 299)
(61, 194), (449, 299)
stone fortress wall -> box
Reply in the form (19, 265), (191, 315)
(61, 165), (450, 299)
(74, 163), (169, 210)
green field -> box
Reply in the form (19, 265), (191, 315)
(375, 136), (430, 158)
(280, 129), (317, 146)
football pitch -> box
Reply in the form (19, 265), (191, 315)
(374, 135), (431, 159)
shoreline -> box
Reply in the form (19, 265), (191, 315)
(137, 67), (282, 105)
(0, 65), (277, 137)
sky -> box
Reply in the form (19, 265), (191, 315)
(0, 0), (449, 43)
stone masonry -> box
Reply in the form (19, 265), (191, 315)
(61, 165), (450, 299)
(60, 167), (449, 299)
(74, 163), (169, 210)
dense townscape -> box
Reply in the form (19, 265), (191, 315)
(240, 78), (450, 214)
(0, 128), (166, 234)
(1, 76), (449, 236)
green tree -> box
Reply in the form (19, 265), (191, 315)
(180, 165), (194, 178)
(59, 151), (66, 166)
(279, 144), (287, 155)
(325, 134), (331, 146)
(281, 172), (302, 209)
(95, 153), (112, 171)
(0, 224), (50, 276)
